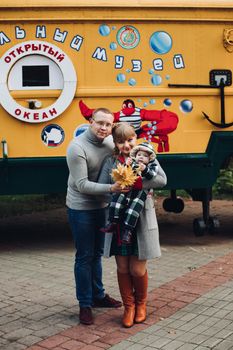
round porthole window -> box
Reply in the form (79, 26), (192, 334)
(0, 40), (77, 123)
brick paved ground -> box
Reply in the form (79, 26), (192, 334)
(0, 198), (232, 350)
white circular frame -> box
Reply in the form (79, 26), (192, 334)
(0, 40), (77, 123)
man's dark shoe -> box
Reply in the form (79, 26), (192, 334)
(93, 294), (122, 308)
(79, 307), (93, 325)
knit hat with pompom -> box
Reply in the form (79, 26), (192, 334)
(130, 142), (156, 161)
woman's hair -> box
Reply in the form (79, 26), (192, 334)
(112, 122), (136, 154)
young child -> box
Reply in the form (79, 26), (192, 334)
(102, 141), (158, 244)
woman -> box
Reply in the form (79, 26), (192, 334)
(98, 122), (167, 328)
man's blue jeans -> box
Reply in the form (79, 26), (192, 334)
(67, 208), (106, 307)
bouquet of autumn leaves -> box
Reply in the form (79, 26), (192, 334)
(111, 163), (141, 189)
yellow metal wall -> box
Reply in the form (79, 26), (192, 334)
(0, 4), (233, 158)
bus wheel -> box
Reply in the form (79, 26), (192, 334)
(193, 218), (206, 236)
(162, 197), (184, 213)
(173, 198), (185, 213)
(208, 216), (220, 234)
(162, 198), (173, 212)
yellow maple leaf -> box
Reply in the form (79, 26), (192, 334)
(111, 163), (139, 189)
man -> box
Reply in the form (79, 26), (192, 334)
(66, 107), (123, 325)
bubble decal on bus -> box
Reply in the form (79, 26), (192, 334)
(149, 31), (172, 54)
(99, 24), (111, 36)
(151, 74), (162, 86)
(164, 98), (172, 107)
(180, 100), (193, 113)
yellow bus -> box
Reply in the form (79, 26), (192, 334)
(0, 0), (232, 234)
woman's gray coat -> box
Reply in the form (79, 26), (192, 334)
(98, 156), (167, 260)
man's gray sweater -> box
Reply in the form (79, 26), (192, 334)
(66, 127), (113, 210)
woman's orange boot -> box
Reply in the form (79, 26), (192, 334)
(117, 271), (135, 328)
(132, 271), (148, 323)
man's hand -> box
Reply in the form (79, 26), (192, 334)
(111, 182), (131, 193)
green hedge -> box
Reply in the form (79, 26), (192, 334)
(212, 158), (233, 199)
